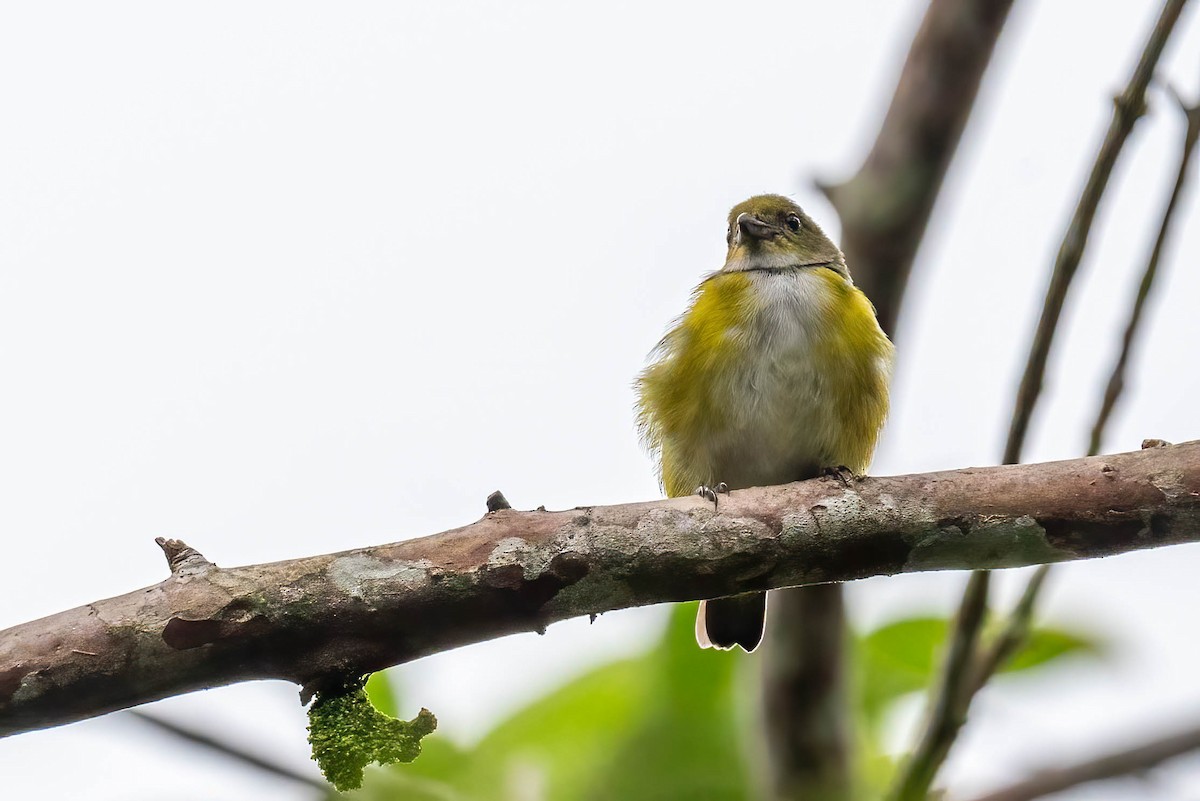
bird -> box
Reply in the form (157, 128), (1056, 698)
(635, 194), (893, 652)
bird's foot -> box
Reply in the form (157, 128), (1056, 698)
(696, 482), (729, 510)
(822, 466), (855, 486)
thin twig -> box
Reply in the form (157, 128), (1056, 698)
(968, 723), (1200, 801)
(126, 710), (328, 792)
(963, 81), (1200, 801)
(888, 572), (990, 801)
(971, 73), (1200, 763)
(889, 4), (1194, 798)
(1004, 0), (1192, 466)
(969, 564), (1051, 695)
(1088, 89), (1200, 455)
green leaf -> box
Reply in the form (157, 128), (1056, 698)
(1001, 627), (1104, 673)
(464, 656), (650, 800)
(387, 650), (652, 800)
(861, 617), (948, 675)
(582, 603), (751, 801)
(857, 616), (948, 722)
(365, 669), (401, 719)
(855, 616), (1105, 728)
(385, 603), (754, 801)
(352, 752), (470, 801)
(388, 735), (472, 787)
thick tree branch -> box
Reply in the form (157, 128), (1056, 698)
(1, 442), (1198, 738)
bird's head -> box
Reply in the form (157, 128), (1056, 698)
(722, 194), (846, 276)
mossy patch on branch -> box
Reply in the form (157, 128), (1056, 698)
(306, 675), (437, 791)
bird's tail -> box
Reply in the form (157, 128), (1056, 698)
(695, 592), (767, 652)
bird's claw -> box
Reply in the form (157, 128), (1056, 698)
(696, 482), (730, 510)
(822, 466), (855, 486)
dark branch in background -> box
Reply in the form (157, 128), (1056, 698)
(887, 571), (989, 801)
(889, 2), (1194, 798)
(969, 83), (1200, 801)
(1088, 89), (1200, 455)
(967, 723), (1200, 801)
(125, 711), (327, 793)
(2, 443), (1198, 738)
(968, 563), (1050, 695)
(762, 585), (851, 801)
(776, 2), (1019, 796)
(820, 0), (1017, 338)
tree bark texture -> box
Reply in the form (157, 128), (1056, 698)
(1, 441), (1197, 737)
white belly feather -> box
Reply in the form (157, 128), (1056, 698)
(698, 269), (857, 489)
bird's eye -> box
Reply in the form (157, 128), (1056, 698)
(786, 215), (802, 232)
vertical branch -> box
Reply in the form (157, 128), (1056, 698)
(822, 0), (1018, 337)
(762, 585), (852, 801)
(769, 2), (1019, 798)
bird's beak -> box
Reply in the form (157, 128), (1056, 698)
(735, 212), (777, 242)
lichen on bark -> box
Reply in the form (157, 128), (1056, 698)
(306, 675), (437, 791)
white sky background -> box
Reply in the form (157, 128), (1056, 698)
(2, 1), (1199, 799)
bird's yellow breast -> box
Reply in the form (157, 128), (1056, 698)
(636, 267), (892, 498)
